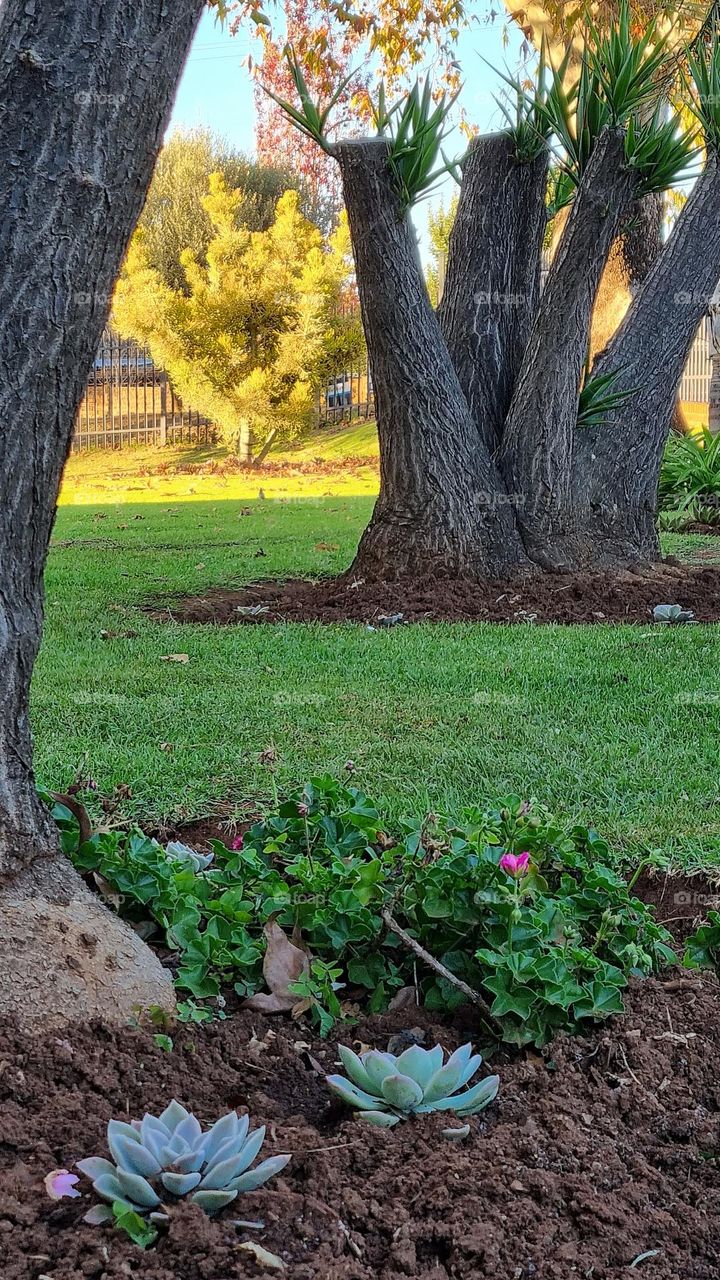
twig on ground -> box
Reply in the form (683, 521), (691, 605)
(380, 908), (501, 1029)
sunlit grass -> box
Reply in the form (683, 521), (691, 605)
(59, 422), (380, 506)
(33, 475), (720, 870)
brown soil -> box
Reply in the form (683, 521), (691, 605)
(684, 523), (720, 537)
(3, 976), (720, 1279)
(632, 869), (720, 944)
(151, 562), (720, 626)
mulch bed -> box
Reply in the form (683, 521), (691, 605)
(151, 562), (720, 626)
(2, 972), (720, 1280)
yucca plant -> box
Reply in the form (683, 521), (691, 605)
(493, 41), (553, 162)
(77, 1100), (291, 1224)
(624, 107), (698, 194)
(327, 1042), (499, 1128)
(687, 31), (720, 153)
(531, 1), (686, 212)
(584, 0), (671, 122)
(577, 368), (637, 427)
(536, 52), (611, 212)
(261, 47), (356, 153)
(374, 78), (460, 209)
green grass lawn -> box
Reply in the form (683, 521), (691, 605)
(33, 455), (720, 870)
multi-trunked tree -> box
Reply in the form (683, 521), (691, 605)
(273, 5), (720, 578)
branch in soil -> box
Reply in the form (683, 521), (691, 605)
(380, 908), (501, 1031)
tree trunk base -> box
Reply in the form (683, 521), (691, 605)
(346, 502), (532, 583)
(0, 857), (175, 1031)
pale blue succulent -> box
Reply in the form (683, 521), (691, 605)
(77, 1100), (290, 1223)
(327, 1042), (499, 1128)
(165, 840), (214, 872)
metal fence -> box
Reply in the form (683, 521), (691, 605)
(74, 314), (714, 452)
(679, 315), (713, 403)
(317, 360), (374, 426)
(72, 335), (215, 451)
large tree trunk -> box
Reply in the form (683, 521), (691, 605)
(0, 0), (204, 1028)
(572, 157), (720, 565)
(334, 138), (529, 580)
(438, 134), (548, 451)
(499, 128), (641, 568)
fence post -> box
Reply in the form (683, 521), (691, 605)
(159, 374), (167, 446)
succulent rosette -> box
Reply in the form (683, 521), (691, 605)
(77, 1100), (290, 1223)
(327, 1042), (499, 1127)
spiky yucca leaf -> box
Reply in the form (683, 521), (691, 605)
(577, 369), (637, 427)
(659, 428), (720, 514)
(327, 1042), (499, 1128)
(77, 1101), (291, 1224)
(687, 32), (720, 153)
(261, 47), (356, 153)
(584, 0), (671, 123)
(491, 39), (553, 162)
(374, 78), (460, 209)
(624, 108), (698, 193)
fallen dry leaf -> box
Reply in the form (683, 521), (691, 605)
(243, 922), (310, 1014)
(160, 653), (190, 663)
(238, 1241), (286, 1270)
(387, 986), (418, 1012)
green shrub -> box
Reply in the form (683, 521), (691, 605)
(659, 430), (720, 528)
(47, 778), (675, 1047)
(683, 911), (720, 971)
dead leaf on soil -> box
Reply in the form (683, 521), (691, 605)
(92, 872), (123, 910)
(387, 986), (418, 1012)
(242, 922), (311, 1014)
(238, 1241), (286, 1270)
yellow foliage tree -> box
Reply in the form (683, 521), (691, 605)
(113, 177), (354, 459)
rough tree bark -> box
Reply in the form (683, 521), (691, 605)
(573, 156), (720, 563)
(499, 128), (641, 568)
(334, 138), (529, 580)
(333, 114), (713, 580)
(0, 0), (204, 1029)
(438, 134), (548, 451)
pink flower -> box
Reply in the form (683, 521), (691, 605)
(44, 1169), (81, 1201)
(499, 851), (530, 878)
(230, 835), (245, 851)
(297, 803), (309, 817)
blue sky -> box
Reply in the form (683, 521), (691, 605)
(169, 8), (527, 253)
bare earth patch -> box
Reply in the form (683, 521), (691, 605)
(150, 561), (720, 626)
(1, 975), (720, 1279)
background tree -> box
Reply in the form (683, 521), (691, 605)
(232, 0), (472, 231)
(426, 196), (458, 306)
(115, 179), (354, 460)
(0, 0), (210, 1029)
(275, 6), (720, 579)
(138, 126), (302, 291)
